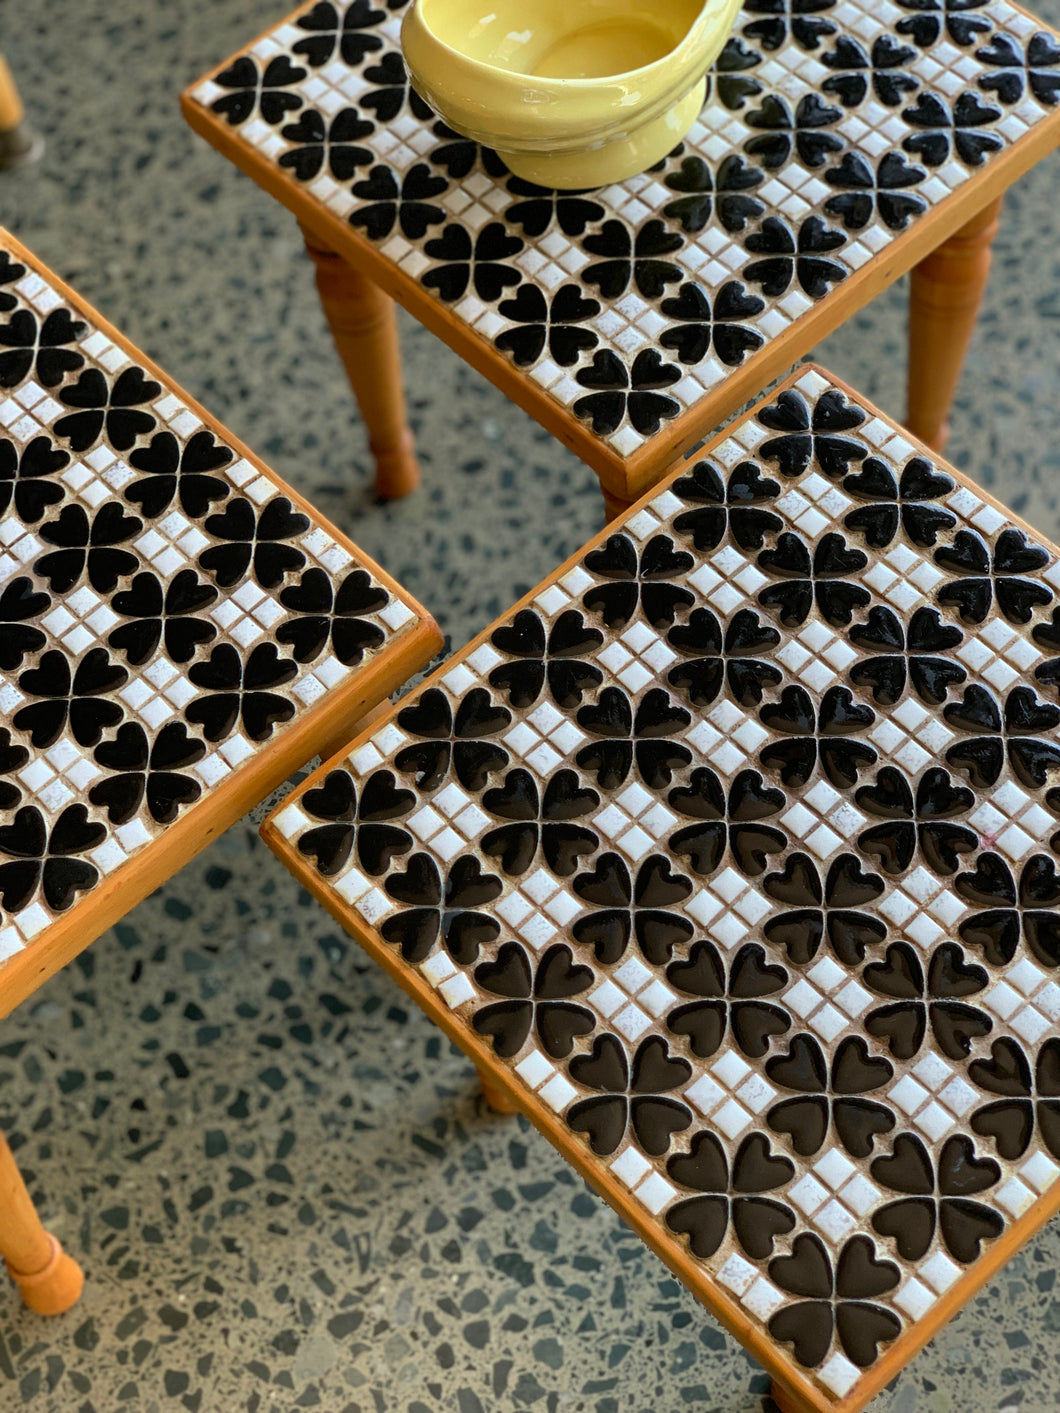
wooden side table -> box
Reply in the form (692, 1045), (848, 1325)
(0, 229), (442, 1313)
(183, 0), (1060, 515)
(265, 363), (1060, 1412)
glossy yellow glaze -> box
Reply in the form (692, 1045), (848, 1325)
(401, 0), (741, 188)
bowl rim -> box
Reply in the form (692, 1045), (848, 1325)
(406, 0), (724, 90)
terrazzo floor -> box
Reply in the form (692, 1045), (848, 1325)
(2, 2), (1060, 1410)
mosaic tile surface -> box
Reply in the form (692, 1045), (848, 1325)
(190, 0), (1060, 462)
(7, 0), (1060, 1405)
(271, 366), (1060, 1406)
(0, 238), (426, 972)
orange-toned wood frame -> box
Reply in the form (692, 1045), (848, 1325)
(262, 362), (1060, 1413)
(0, 228), (443, 1023)
(182, 6), (1060, 509)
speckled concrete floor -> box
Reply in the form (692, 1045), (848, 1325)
(3, 3), (1060, 1410)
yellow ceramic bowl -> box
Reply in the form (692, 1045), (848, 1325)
(401, 0), (742, 190)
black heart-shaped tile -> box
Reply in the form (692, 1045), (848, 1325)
(305, 769), (357, 822)
(573, 853), (630, 913)
(767, 1034), (827, 1092)
(760, 684), (815, 735)
(570, 1033), (628, 1092)
(386, 852), (442, 907)
(832, 1036), (893, 1094)
(475, 940), (532, 999)
(535, 943), (594, 1000)
(863, 942), (922, 999)
(765, 853), (822, 906)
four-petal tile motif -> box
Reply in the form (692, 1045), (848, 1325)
(272, 367), (1060, 1407)
(190, 0), (1060, 461)
(0, 243), (427, 968)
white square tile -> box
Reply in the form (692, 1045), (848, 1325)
(712, 1051), (751, 1089)
(819, 1352), (861, 1398)
(712, 1098), (752, 1139)
(685, 1074), (724, 1114)
(717, 1252), (757, 1295)
(789, 1174), (828, 1214)
(635, 1172), (677, 1215)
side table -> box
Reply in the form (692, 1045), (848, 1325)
(0, 229), (441, 1312)
(183, 0), (1060, 515)
(265, 363), (1060, 1412)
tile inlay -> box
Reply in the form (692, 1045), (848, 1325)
(266, 366), (1060, 1409)
(0, 234), (438, 982)
(189, 0), (1060, 461)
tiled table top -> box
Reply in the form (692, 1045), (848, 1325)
(184, 0), (1060, 496)
(0, 229), (441, 1018)
(265, 364), (1060, 1412)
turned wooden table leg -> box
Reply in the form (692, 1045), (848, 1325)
(0, 1130), (83, 1315)
(316, 695), (391, 764)
(477, 1066), (520, 1115)
(602, 487), (633, 522)
(907, 195), (1003, 453)
(769, 1381), (806, 1413)
(0, 53), (43, 170)
(300, 223), (421, 500)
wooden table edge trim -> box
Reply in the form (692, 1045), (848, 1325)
(0, 228), (445, 1019)
(260, 359), (1060, 1413)
(181, 10), (1060, 503)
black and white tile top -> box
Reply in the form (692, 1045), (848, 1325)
(190, 0), (1060, 461)
(0, 240), (423, 971)
(271, 366), (1060, 1405)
